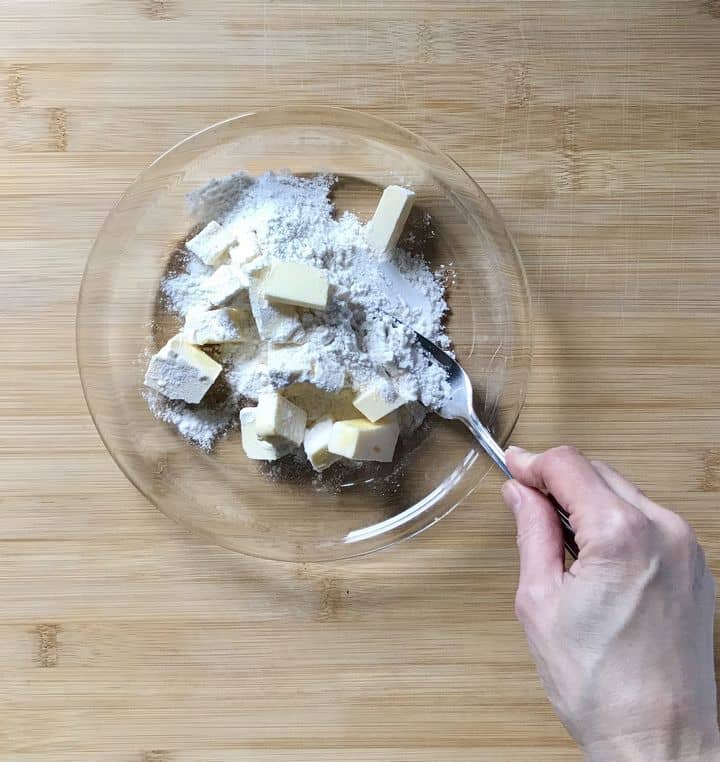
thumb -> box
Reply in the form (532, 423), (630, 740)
(502, 480), (564, 590)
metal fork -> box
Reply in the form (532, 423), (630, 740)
(413, 330), (579, 559)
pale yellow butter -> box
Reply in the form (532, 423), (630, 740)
(240, 407), (292, 461)
(303, 415), (342, 472)
(229, 226), (262, 269)
(144, 334), (222, 404)
(255, 392), (307, 447)
(186, 221), (236, 267)
(328, 417), (400, 462)
(353, 386), (405, 423)
(262, 260), (329, 310)
(205, 263), (250, 307)
(249, 280), (304, 343)
(366, 185), (416, 255)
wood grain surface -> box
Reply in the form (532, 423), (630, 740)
(2, 1), (720, 759)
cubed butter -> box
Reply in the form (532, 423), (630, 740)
(303, 416), (342, 471)
(186, 221), (236, 267)
(229, 227), (262, 268)
(205, 263), (250, 307)
(242, 255), (267, 277)
(254, 394), (304, 448)
(183, 306), (253, 345)
(240, 407), (292, 461)
(366, 185), (416, 255)
(249, 281), (304, 343)
(262, 260), (329, 310)
(353, 386), (406, 423)
(144, 334), (222, 404)
(328, 418), (400, 462)
(255, 392), (307, 446)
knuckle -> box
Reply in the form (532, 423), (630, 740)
(542, 445), (582, 470)
(664, 513), (696, 549)
(595, 505), (649, 551)
(624, 508), (650, 535)
(514, 584), (549, 624)
(600, 506), (628, 536)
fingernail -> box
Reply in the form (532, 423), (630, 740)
(502, 480), (523, 515)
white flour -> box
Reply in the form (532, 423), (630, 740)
(149, 171), (451, 450)
(147, 394), (237, 451)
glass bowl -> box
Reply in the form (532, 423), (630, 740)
(77, 107), (532, 562)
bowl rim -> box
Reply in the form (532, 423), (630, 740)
(76, 105), (533, 562)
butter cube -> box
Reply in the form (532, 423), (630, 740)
(144, 334), (222, 404)
(240, 407), (292, 461)
(249, 281), (304, 343)
(303, 415), (342, 471)
(183, 306), (253, 345)
(229, 227), (262, 269)
(328, 418), (400, 462)
(353, 385), (406, 423)
(262, 260), (329, 310)
(255, 392), (307, 447)
(205, 263), (250, 307)
(366, 185), (416, 255)
(242, 255), (268, 277)
(186, 221), (236, 267)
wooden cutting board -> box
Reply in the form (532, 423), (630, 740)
(2, 1), (719, 758)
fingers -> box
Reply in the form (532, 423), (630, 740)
(505, 446), (650, 558)
(502, 480), (564, 593)
(506, 445), (616, 515)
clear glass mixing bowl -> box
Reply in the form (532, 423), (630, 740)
(77, 107), (532, 562)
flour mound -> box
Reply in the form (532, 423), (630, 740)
(155, 171), (451, 450)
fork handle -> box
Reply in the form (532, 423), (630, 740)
(467, 412), (579, 560)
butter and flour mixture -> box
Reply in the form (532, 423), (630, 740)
(144, 171), (452, 458)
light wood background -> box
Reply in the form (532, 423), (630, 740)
(2, 1), (720, 759)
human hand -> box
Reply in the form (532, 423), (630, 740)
(502, 446), (720, 762)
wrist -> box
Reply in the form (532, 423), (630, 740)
(583, 728), (720, 762)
